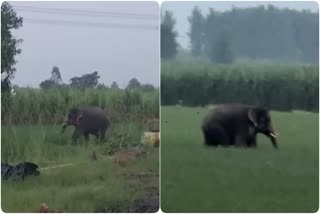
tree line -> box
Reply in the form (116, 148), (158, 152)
(161, 5), (318, 64)
(39, 66), (156, 92)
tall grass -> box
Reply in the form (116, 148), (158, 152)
(161, 61), (318, 112)
(2, 88), (159, 125)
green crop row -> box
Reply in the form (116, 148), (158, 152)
(161, 61), (318, 112)
(2, 88), (159, 125)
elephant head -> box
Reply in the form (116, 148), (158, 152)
(248, 107), (278, 148)
(61, 108), (83, 133)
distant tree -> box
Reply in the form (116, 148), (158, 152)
(141, 83), (156, 91)
(111, 81), (119, 89)
(96, 83), (108, 89)
(39, 66), (63, 89)
(50, 66), (62, 84)
(201, 5), (318, 63)
(39, 79), (57, 90)
(161, 10), (178, 59)
(210, 30), (234, 64)
(69, 71), (100, 89)
(1, 2), (23, 93)
(162, 10), (176, 28)
(188, 6), (205, 57)
(127, 78), (141, 90)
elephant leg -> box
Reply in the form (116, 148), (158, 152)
(72, 129), (81, 144)
(234, 135), (247, 148)
(246, 136), (257, 148)
(246, 126), (257, 148)
(92, 130), (106, 143)
(203, 125), (229, 147)
(250, 136), (257, 148)
(84, 132), (89, 142)
(99, 131), (106, 142)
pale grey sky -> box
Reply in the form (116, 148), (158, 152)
(161, 1), (319, 49)
(10, 1), (159, 88)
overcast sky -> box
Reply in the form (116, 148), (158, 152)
(10, 1), (159, 88)
(161, 1), (319, 49)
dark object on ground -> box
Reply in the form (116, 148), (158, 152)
(202, 103), (278, 148)
(61, 106), (110, 143)
(1, 162), (40, 180)
(128, 196), (159, 213)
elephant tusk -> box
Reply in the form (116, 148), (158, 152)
(270, 132), (278, 138)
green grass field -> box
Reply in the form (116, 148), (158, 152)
(1, 122), (159, 212)
(161, 106), (318, 212)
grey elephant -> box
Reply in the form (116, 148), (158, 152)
(62, 106), (110, 143)
(201, 103), (278, 148)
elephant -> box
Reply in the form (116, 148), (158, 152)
(201, 103), (278, 148)
(61, 106), (110, 143)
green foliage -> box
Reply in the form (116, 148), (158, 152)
(39, 66), (65, 90)
(50, 66), (62, 84)
(188, 6), (205, 57)
(2, 88), (159, 125)
(1, 2), (23, 119)
(161, 10), (178, 59)
(210, 30), (234, 64)
(69, 71), (100, 89)
(39, 80), (60, 90)
(126, 78), (141, 90)
(161, 61), (319, 112)
(111, 81), (119, 89)
(1, 1), (23, 92)
(161, 106), (319, 212)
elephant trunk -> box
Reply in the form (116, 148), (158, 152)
(61, 117), (70, 133)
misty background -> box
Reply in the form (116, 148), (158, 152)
(160, 1), (318, 110)
(162, 1), (318, 51)
(10, 1), (159, 88)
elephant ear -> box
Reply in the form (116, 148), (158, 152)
(248, 108), (258, 128)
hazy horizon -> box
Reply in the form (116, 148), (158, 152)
(161, 1), (319, 49)
(10, 1), (159, 88)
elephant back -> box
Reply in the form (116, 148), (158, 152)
(79, 106), (109, 128)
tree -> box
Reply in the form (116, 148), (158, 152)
(201, 5), (318, 63)
(50, 66), (62, 84)
(126, 78), (141, 90)
(69, 71), (100, 89)
(1, 2), (23, 120)
(111, 81), (119, 89)
(188, 6), (205, 57)
(39, 79), (57, 90)
(1, 2), (23, 92)
(161, 10), (178, 59)
(96, 83), (108, 89)
(39, 66), (63, 89)
(141, 83), (155, 91)
(211, 30), (234, 64)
